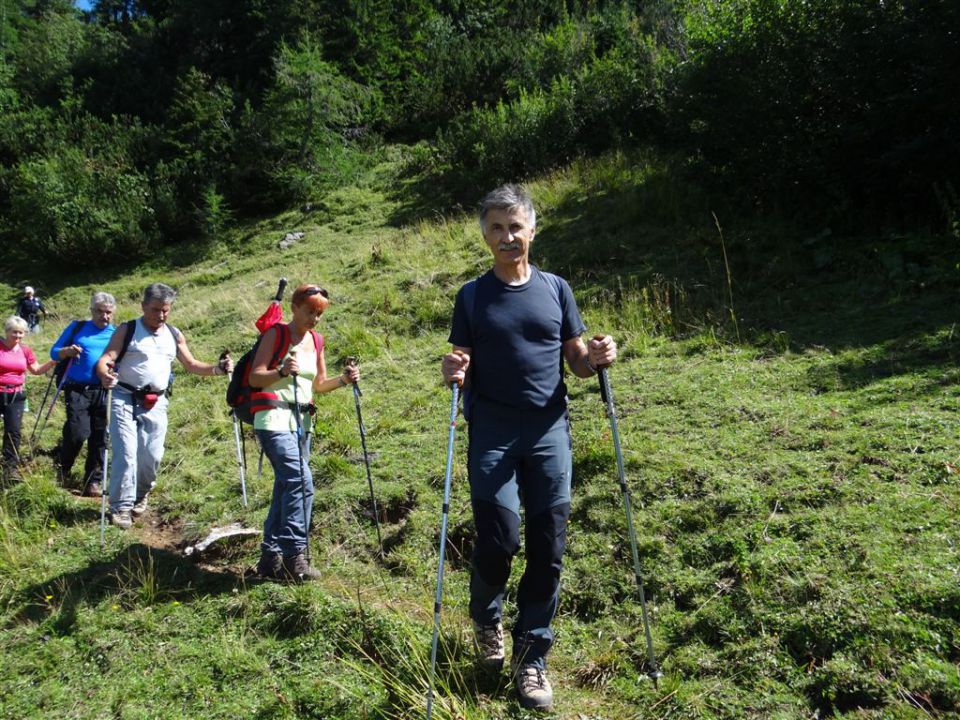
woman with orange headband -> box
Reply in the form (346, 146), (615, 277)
(246, 283), (359, 581)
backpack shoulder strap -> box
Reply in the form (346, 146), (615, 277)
(540, 270), (564, 306)
(462, 276), (480, 344)
(309, 330), (323, 355)
(267, 324), (291, 369)
(167, 324), (181, 343)
(114, 320), (137, 368)
(53, 320), (86, 377)
(539, 270), (567, 374)
(66, 319), (86, 345)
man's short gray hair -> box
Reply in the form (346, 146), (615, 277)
(478, 184), (537, 232)
(142, 283), (176, 305)
(5, 315), (28, 333)
(90, 291), (116, 310)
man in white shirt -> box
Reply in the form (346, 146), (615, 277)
(96, 283), (232, 529)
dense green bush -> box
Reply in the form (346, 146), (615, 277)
(434, 7), (665, 200)
(2, 0), (958, 268)
(672, 0), (960, 228)
(7, 146), (157, 265)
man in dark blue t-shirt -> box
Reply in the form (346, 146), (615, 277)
(442, 184), (617, 710)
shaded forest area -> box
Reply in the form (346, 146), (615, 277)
(1, 0), (958, 268)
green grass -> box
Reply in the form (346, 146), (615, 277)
(2, 148), (959, 719)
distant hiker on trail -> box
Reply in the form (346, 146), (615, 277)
(16, 286), (47, 333)
(1, 316), (57, 483)
(95, 283), (233, 530)
(50, 292), (117, 497)
(441, 185), (617, 710)
(247, 283), (359, 583)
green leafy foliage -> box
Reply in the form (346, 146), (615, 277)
(673, 0), (960, 228)
(257, 33), (374, 206)
(2, 0), (958, 271)
(7, 144), (156, 264)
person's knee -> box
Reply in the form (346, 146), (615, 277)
(472, 500), (521, 584)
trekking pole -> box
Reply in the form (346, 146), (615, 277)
(346, 357), (383, 557)
(274, 277), (288, 303)
(426, 382), (459, 720)
(30, 358), (74, 449)
(595, 342), (663, 686)
(99, 385), (113, 548)
(289, 347), (311, 561)
(28, 370), (57, 448)
(223, 350), (248, 507)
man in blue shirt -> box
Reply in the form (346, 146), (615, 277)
(50, 292), (116, 497)
(442, 185), (617, 710)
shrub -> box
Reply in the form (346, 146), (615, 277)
(7, 146), (157, 266)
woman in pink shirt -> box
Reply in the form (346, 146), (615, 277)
(1, 316), (56, 482)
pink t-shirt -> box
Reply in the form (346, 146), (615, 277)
(0, 341), (36, 392)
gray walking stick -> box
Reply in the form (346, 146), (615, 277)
(223, 350), (248, 506)
(289, 347), (311, 561)
(345, 357), (383, 556)
(28, 369), (58, 449)
(595, 343), (663, 685)
(99, 386), (112, 548)
(426, 382), (460, 720)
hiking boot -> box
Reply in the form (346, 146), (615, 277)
(514, 664), (553, 710)
(473, 621), (505, 671)
(83, 481), (102, 498)
(111, 510), (132, 530)
(282, 552), (321, 582)
(256, 551), (283, 580)
(131, 495), (149, 517)
(55, 463), (71, 486)
(3, 464), (22, 485)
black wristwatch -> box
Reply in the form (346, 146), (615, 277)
(277, 367), (288, 378)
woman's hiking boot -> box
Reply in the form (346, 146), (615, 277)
(256, 551), (283, 580)
(282, 552), (321, 582)
(2, 463), (22, 485)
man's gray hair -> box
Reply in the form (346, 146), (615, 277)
(90, 291), (116, 310)
(142, 283), (177, 305)
(5, 315), (28, 333)
(478, 184), (537, 232)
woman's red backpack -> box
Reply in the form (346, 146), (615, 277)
(226, 324), (322, 424)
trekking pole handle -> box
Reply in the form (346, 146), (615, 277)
(345, 357), (362, 397)
(592, 333), (613, 370)
(274, 277), (288, 303)
(446, 349), (468, 388)
(219, 349), (232, 378)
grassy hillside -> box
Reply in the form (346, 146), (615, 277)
(1, 150), (959, 719)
